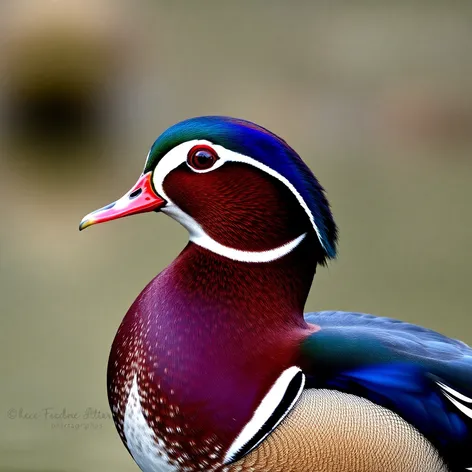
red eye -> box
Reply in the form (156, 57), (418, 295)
(187, 145), (219, 171)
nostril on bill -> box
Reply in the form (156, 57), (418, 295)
(129, 188), (142, 199)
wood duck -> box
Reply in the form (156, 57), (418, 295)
(80, 116), (472, 472)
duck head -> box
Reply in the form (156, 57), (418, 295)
(80, 116), (337, 265)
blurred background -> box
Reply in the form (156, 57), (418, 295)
(1, 1), (471, 471)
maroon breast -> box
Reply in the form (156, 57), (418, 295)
(106, 239), (316, 469)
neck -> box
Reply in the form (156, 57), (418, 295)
(171, 234), (317, 328)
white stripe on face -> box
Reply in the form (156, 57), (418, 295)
(150, 140), (322, 262)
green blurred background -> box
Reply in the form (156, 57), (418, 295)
(1, 1), (471, 471)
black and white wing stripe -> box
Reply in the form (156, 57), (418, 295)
(224, 366), (305, 464)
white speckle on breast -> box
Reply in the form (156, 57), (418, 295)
(124, 374), (178, 472)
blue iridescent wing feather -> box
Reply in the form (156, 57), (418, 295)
(301, 311), (472, 471)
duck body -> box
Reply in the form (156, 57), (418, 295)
(81, 116), (472, 471)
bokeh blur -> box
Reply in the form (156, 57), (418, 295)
(1, 1), (471, 471)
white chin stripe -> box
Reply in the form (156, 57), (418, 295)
(151, 139), (327, 254)
(224, 366), (305, 464)
(192, 232), (307, 263)
(163, 201), (306, 263)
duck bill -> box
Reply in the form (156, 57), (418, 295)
(79, 172), (166, 231)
